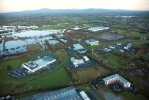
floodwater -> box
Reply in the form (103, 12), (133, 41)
(12, 30), (62, 37)
(60, 38), (67, 43)
(48, 40), (59, 45)
(0, 30), (65, 55)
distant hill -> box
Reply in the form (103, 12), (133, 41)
(0, 8), (149, 17)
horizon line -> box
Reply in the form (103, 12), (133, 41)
(0, 8), (149, 13)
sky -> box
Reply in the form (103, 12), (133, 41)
(0, 0), (149, 12)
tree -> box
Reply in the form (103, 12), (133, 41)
(7, 65), (12, 70)
(0, 67), (2, 71)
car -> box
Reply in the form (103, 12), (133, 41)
(119, 49), (124, 53)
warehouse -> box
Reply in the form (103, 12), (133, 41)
(22, 56), (56, 73)
(86, 39), (99, 46)
(73, 44), (86, 53)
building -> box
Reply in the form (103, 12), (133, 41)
(83, 56), (89, 61)
(73, 44), (86, 53)
(21, 86), (82, 100)
(88, 26), (109, 32)
(86, 39), (99, 46)
(71, 57), (84, 67)
(102, 74), (131, 88)
(79, 91), (91, 100)
(109, 45), (115, 49)
(22, 56), (56, 73)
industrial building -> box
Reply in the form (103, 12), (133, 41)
(88, 26), (109, 32)
(71, 57), (84, 67)
(21, 56), (56, 73)
(73, 44), (86, 53)
(21, 86), (82, 100)
(71, 56), (89, 68)
(86, 39), (99, 46)
(102, 74), (131, 88)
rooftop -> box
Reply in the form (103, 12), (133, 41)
(21, 86), (82, 100)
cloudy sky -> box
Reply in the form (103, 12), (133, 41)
(0, 0), (149, 12)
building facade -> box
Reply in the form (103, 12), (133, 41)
(102, 74), (131, 88)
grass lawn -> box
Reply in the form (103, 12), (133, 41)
(34, 24), (67, 30)
(107, 54), (125, 68)
(22, 66), (72, 89)
(71, 66), (109, 82)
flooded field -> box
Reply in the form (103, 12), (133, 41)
(99, 33), (124, 40)
(0, 30), (65, 56)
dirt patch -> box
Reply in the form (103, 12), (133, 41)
(98, 88), (124, 100)
(99, 33), (124, 40)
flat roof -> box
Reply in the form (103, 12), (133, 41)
(23, 56), (56, 70)
(21, 86), (82, 100)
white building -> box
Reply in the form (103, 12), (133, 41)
(22, 56), (56, 73)
(83, 56), (89, 61)
(73, 44), (86, 54)
(102, 74), (131, 88)
(86, 39), (99, 46)
(109, 45), (115, 49)
(88, 26), (109, 32)
(71, 57), (84, 68)
(79, 91), (90, 100)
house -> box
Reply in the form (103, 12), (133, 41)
(86, 39), (99, 46)
(22, 56), (56, 73)
(102, 74), (131, 88)
(73, 44), (86, 53)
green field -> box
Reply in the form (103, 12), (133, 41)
(71, 66), (109, 82)
(107, 54), (125, 68)
(0, 51), (71, 93)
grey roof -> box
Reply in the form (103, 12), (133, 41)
(21, 86), (82, 100)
